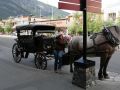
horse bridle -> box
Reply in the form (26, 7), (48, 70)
(103, 26), (120, 46)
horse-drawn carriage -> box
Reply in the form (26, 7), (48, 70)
(12, 24), (56, 69)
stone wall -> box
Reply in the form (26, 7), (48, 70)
(72, 60), (96, 89)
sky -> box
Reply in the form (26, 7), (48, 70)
(102, 0), (120, 9)
(38, 0), (120, 11)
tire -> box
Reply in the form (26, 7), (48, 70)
(35, 53), (47, 70)
(12, 43), (22, 63)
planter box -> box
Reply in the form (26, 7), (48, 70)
(72, 59), (96, 89)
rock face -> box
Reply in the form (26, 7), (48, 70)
(72, 59), (96, 89)
(0, 0), (69, 19)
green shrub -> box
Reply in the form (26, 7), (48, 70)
(0, 26), (4, 33)
(4, 25), (12, 34)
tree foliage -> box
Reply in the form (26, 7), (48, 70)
(87, 13), (103, 34)
(68, 12), (104, 35)
(4, 20), (13, 34)
(103, 20), (114, 26)
(116, 17), (120, 26)
(0, 26), (4, 33)
(68, 12), (83, 35)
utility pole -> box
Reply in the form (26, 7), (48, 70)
(40, 7), (41, 18)
(51, 7), (54, 20)
(36, 5), (42, 18)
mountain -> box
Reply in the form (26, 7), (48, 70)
(0, 0), (69, 19)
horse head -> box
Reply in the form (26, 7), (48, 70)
(103, 26), (120, 46)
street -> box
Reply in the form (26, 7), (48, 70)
(0, 36), (80, 90)
(0, 35), (120, 90)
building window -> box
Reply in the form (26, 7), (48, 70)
(108, 13), (116, 21)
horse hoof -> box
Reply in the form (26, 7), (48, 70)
(98, 73), (104, 80)
(70, 70), (73, 73)
(104, 75), (110, 79)
(103, 74), (110, 79)
(98, 76), (104, 80)
(104, 76), (110, 79)
(98, 77), (104, 80)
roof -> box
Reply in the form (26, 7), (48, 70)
(16, 24), (55, 32)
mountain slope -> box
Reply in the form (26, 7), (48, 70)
(0, 0), (69, 19)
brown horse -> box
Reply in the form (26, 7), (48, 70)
(67, 26), (120, 80)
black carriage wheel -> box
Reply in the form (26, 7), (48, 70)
(12, 43), (22, 63)
(35, 53), (47, 70)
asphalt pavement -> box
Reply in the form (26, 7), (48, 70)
(0, 35), (120, 90)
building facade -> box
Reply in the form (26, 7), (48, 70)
(103, 4), (120, 22)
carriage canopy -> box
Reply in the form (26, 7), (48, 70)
(15, 24), (56, 33)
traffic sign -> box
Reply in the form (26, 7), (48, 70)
(59, 0), (80, 4)
(58, 0), (102, 13)
(58, 2), (80, 11)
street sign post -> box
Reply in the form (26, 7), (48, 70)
(59, 0), (101, 62)
(81, 0), (87, 62)
(58, 0), (101, 88)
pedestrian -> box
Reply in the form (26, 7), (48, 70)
(54, 33), (65, 73)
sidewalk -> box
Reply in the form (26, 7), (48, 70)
(87, 70), (120, 90)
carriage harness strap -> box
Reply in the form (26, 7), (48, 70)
(90, 33), (99, 51)
(89, 33), (110, 55)
(88, 27), (120, 55)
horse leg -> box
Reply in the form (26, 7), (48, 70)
(98, 56), (107, 80)
(69, 53), (82, 73)
(103, 56), (111, 79)
(70, 54), (74, 73)
(70, 64), (73, 72)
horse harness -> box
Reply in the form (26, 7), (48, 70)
(88, 27), (120, 55)
(102, 27), (120, 47)
(88, 32), (107, 55)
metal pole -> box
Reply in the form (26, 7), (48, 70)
(51, 7), (54, 20)
(40, 7), (41, 18)
(82, 0), (87, 63)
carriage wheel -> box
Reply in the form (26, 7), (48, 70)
(35, 53), (47, 70)
(12, 43), (22, 63)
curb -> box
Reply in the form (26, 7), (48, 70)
(0, 35), (16, 38)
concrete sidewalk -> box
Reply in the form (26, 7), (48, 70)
(87, 70), (120, 90)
